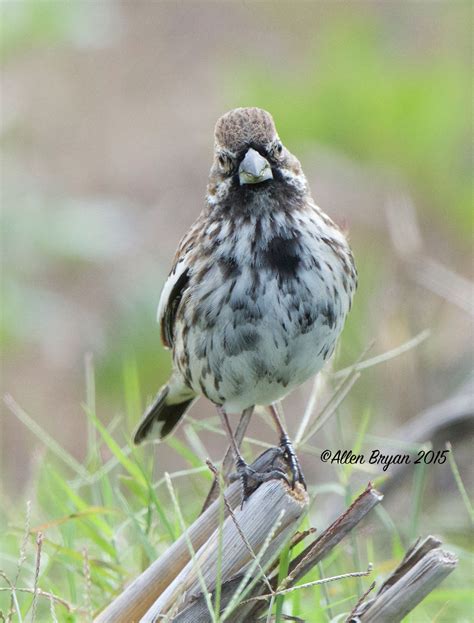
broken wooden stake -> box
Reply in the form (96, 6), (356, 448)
(347, 535), (457, 622)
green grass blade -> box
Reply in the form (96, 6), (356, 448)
(122, 357), (142, 429)
(47, 470), (116, 558)
(166, 436), (209, 473)
(85, 407), (147, 488)
(410, 446), (428, 540)
(446, 442), (474, 525)
(342, 408), (371, 482)
(4, 395), (89, 479)
(115, 490), (157, 563)
(275, 543), (291, 623)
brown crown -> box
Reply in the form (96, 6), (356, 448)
(214, 108), (277, 153)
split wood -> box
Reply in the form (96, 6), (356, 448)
(95, 449), (456, 623)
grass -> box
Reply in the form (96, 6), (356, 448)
(1, 335), (473, 622)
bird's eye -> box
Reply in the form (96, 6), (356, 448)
(218, 153), (232, 172)
(272, 142), (284, 159)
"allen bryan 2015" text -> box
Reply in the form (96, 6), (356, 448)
(319, 449), (449, 471)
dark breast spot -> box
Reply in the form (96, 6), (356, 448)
(299, 309), (316, 334)
(321, 303), (336, 329)
(223, 327), (261, 357)
(262, 235), (301, 278)
(250, 356), (268, 380)
(218, 255), (241, 279)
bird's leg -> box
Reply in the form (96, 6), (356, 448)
(221, 406), (254, 484)
(201, 407), (254, 513)
(268, 403), (306, 489)
(217, 406), (288, 504)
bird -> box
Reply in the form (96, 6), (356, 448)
(133, 107), (357, 499)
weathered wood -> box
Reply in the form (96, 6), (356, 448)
(142, 478), (308, 622)
(233, 483), (383, 622)
(94, 449), (288, 623)
(97, 466), (456, 623)
(285, 484), (382, 584)
(168, 483), (383, 622)
(347, 536), (457, 622)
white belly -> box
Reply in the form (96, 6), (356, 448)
(180, 262), (348, 412)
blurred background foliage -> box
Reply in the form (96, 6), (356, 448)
(1, 2), (472, 621)
(237, 18), (472, 240)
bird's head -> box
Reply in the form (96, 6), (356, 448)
(207, 108), (307, 209)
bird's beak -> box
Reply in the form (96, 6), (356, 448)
(239, 148), (273, 185)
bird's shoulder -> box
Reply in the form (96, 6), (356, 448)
(157, 216), (206, 348)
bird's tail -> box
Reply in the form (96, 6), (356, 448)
(133, 382), (196, 444)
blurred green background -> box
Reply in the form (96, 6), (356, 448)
(1, 2), (472, 621)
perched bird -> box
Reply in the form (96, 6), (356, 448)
(134, 107), (356, 497)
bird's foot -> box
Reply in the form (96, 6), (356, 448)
(280, 434), (306, 490)
(229, 457), (289, 506)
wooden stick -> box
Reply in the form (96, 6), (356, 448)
(233, 483), (383, 622)
(94, 449), (296, 623)
(172, 483), (383, 622)
(284, 483), (382, 585)
(143, 478), (308, 622)
(347, 536), (457, 622)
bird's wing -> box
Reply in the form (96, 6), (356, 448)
(157, 258), (190, 349)
(157, 220), (201, 349)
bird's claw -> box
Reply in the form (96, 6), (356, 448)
(230, 458), (290, 506)
(280, 434), (306, 490)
